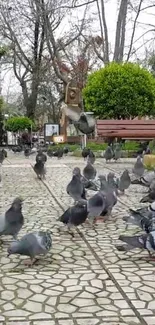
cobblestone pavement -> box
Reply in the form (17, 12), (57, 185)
(0, 153), (155, 325)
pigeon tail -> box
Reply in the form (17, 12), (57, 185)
(140, 195), (152, 203)
(119, 234), (144, 249)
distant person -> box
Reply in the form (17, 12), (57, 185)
(21, 129), (31, 146)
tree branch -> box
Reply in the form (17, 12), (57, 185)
(126, 0), (143, 61)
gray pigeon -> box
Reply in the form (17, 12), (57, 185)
(107, 172), (118, 192)
(36, 150), (47, 164)
(116, 230), (155, 259)
(33, 161), (46, 180)
(0, 197), (24, 240)
(149, 179), (155, 193)
(132, 171), (155, 187)
(140, 190), (155, 203)
(7, 231), (52, 266)
(92, 176), (117, 222)
(100, 176), (117, 216)
(0, 150), (6, 164)
(87, 192), (107, 224)
(64, 107), (95, 134)
(113, 143), (121, 161)
(87, 151), (95, 164)
(132, 156), (144, 178)
(66, 174), (86, 202)
(73, 167), (98, 191)
(83, 162), (97, 180)
(123, 203), (155, 233)
(57, 148), (64, 159)
(104, 146), (113, 162)
(117, 169), (131, 193)
(59, 201), (88, 235)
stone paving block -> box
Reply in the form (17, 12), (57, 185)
(0, 155), (154, 325)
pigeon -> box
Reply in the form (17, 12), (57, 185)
(83, 162), (97, 180)
(99, 176), (117, 218)
(2, 149), (7, 158)
(117, 170), (131, 194)
(116, 230), (155, 258)
(132, 156), (144, 178)
(140, 189), (155, 203)
(7, 231), (52, 266)
(47, 150), (53, 157)
(87, 192), (107, 224)
(33, 161), (46, 180)
(0, 150), (6, 164)
(82, 148), (90, 160)
(113, 143), (121, 161)
(63, 106), (95, 134)
(59, 201), (88, 235)
(24, 147), (31, 158)
(12, 145), (23, 153)
(149, 179), (155, 193)
(88, 176), (117, 223)
(123, 203), (155, 233)
(131, 171), (155, 187)
(0, 197), (24, 240)
(87, 150), (95, 164)
(104, 146), (113, 162)
(57, 148), (63, 159)
(63, 146), (69, 155)
(73, 167), (98, 191)
(107, 172), (117, 192)
(66, 174), (86, 202)
(36, 150), (47, 163)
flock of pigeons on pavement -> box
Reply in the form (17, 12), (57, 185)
(0, 142), (155, 267)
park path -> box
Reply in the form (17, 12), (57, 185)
(0, 154), (154, 325)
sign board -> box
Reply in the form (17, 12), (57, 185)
(44, 123), (59, 137)
(53, 135), (65, 143)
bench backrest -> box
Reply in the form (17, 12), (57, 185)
(96, 119), (155, 139)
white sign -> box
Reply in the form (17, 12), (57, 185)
(53, 135), (65, 143)
(45, 124), (59, 137)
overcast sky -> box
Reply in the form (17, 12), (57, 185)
(1, 0), (155, 100)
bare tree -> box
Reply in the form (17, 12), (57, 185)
(0, 0), (47, 119)
(90, 0), (155, 64)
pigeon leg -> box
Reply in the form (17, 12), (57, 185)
(67, 223), (75, 237)
(23, 258), (37, 267)
(94, 217), (105, 223)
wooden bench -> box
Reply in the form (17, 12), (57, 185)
(96, 120), (155, 139)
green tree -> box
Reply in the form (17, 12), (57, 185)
(83, 62), (155, 119)
(5, 116), (34, 133)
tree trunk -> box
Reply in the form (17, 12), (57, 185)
(113, 0), (128, 62)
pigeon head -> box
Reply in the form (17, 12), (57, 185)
(12, 197), (23, 210)
(79, 113), (87, 123)
(7, 241), (19, 256)
(73, 167), (81, 176)
(107, 172), (115, 181)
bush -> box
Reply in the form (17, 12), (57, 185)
(48, 144), (80, 152)
(5, 116), (34, 132)
(86, 142), (108, 151)
(83, 62), (155, 119)
(121, 141), (140, 151)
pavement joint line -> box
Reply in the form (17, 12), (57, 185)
(28, 162), (148, 325)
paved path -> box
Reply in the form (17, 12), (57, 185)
(0, 154), (154, 325)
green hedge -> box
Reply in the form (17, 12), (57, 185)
(48, 141), (141, 153)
